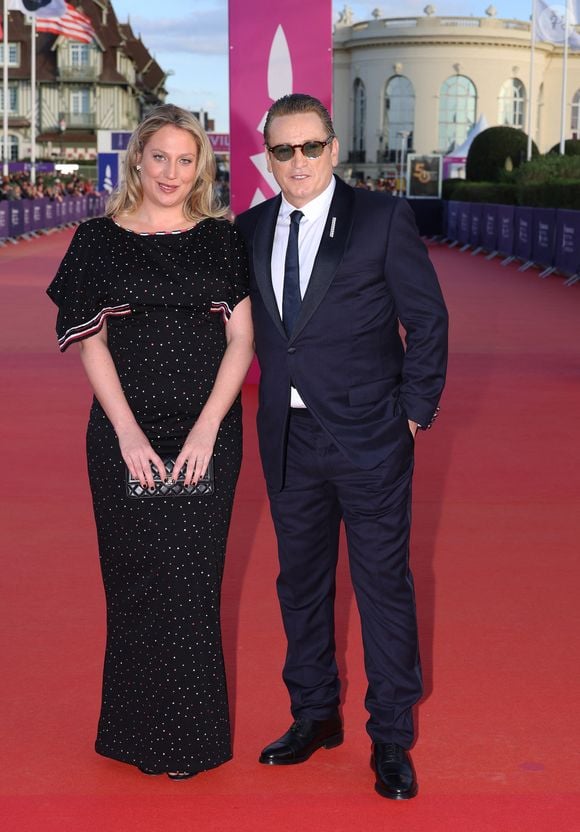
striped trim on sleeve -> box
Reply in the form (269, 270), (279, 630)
(58, 304), (132, 351)
(210, 300), (233, 325)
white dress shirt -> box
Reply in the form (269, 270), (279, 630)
(271, 177), (336, 407)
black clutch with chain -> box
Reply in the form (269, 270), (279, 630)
(126, 457), (214, 498)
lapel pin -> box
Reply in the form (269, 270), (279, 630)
(329, 217), (337, 238)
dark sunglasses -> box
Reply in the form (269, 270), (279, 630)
(265, 135), (335, 162)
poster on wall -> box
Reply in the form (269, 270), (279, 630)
(406, 154), (442, 198)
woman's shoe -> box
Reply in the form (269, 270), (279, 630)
(167, 771), (198, 781)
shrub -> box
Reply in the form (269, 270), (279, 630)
(445, 181), (517, 204)
(516, 181), (580, 209)
(442, 178), (464, 200)
(547, 139), (580, 155)
(514, 153), (580, 184)
(466, 126), (538, 182)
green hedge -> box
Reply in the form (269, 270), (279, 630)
(516, 181), (580, 208)
(466, 126), (538, 182)
(445, 152), (580, 208)
(444, 180), (580, 209)
(444, 181), (517, 204)
(548, 139), (580, 155)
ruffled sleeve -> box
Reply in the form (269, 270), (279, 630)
(46, 221), (131, 352)
(210, 222), (250, 323)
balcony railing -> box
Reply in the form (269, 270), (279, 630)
(59, 65), (98, 81)
(59, 112), (96, 129)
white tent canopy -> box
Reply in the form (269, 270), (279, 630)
(447, 114), (489, 159)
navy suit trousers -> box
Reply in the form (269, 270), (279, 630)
(267, 409), (423, 748)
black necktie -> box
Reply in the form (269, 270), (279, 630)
(282, 209), (304, 336)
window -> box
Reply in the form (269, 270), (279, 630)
(498, 79), (526, 128)
(0, 43), (19, 67)
(71, 88), (90, 114)
(0, 85), (18, 115)
(9, 134), (18, 160)
(438, 75), (477, 153)
(70, 43), (90, 67)
(352, 78), (366, 160)
(383, 76), (415, 155)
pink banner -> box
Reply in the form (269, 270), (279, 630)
(228, 0), (333, 216)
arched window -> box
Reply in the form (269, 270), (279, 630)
(352, 78), (366, 162)
(498, 78), (526, 128)
(571, 89), (580, 136)
(438, 75), (477, 154)
(383, 75), (415, 161)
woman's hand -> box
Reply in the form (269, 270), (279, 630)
(117, 424), (167, 489)
(173, 417), (220, 486)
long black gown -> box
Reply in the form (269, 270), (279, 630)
(47, 216), (249, 773)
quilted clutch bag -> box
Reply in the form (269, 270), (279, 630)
(126, 456), (214, 498)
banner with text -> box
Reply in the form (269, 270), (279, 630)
(228, 0), (333, 215)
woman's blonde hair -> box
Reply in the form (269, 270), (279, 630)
(106, 104), (227, 221)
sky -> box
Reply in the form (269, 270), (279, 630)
(111, 0), (534, 131)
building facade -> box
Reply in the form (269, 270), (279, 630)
(0, 0), (166, 163)
(333, 7), (580, 177)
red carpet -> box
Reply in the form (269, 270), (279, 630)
(1, 232), (579, 830)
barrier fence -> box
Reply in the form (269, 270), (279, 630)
(443, 200), (580, 285)
(0, 194), (108, 242)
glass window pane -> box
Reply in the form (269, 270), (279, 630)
(438, 75), (477, 153)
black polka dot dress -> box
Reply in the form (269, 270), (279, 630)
(47, 217), (249, 773)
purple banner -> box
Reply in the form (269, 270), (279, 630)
(497, 205), (515, 255)
(554, 209), (580, 275)
(446, 201), (460, 240)
(9, 203), (24, 237)
(1, 192), (126, 239)
(514, 207), (533, 261)
(45, 200), (55, 226)
(531, 208), (556, 267)
(8, 161), (55, 173)
(0, 203), (9, 238)
(481, 204), (498, 250)
(458, 203), (471, 244)
(32, 198), (47, 231)
(469, 203), (482, 247)
(22, 202), (32, 235)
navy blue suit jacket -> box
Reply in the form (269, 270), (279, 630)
(235, 176), (448, 492)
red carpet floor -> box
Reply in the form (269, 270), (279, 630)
(1, 231), (579, 831)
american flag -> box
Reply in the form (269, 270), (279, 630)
(36, 2), (96, 43)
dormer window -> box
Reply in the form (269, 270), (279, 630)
(70, 42), (90, 67)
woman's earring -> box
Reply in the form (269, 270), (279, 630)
(136, 165), (141, 171)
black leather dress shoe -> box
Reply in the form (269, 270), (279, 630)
(259, 716), (343, 765)
(372, 742), (418, 800)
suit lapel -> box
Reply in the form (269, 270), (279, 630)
(252, 193), (286, 339)
(290, 176), (355, 343)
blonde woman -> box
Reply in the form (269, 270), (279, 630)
(47, 105), (253, 780)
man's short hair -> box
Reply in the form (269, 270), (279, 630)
(264, 94), (335, 144)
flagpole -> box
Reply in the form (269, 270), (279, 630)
(527, 1), (537, 161)
(3, 0), (9, 177)
(560, 1), (570, 154)
(30, 13), (36, 184)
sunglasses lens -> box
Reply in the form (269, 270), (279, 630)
(302, 141), (324, 158)
(272, 145), (294, 162)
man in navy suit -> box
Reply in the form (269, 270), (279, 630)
(235, 94), (448, 800)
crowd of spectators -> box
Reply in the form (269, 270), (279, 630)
(0, 172), (96, 202)
(354, 175), (400, 193)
